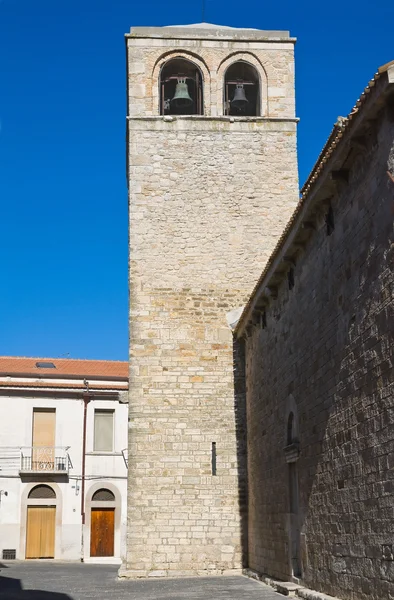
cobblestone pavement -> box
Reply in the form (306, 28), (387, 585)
(0, 563), (284, 600)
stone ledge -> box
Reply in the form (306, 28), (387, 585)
(127, 117), (298, 134)
(127, 115), (299, 123)
(118, 567), (243, 579)
(276, 582), (303, 596)
(243, 569), (302, 595)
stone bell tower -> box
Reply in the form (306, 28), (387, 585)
(122, 23), (299, 578)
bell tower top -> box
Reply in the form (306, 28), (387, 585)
(127, 23), (293, 41)
(126, 22), (296, 118)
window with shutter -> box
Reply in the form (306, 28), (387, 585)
(93, 410), (114, 452)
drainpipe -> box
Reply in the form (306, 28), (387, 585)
(80, 381), (91, 561)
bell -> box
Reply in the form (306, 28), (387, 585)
(171, 78), (193, 108)
(231, 84), (248, 110)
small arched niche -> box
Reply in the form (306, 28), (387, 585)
(224, 61), (260, 117)
(160, 58), (203, 116)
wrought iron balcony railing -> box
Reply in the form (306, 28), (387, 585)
(20, 446), (71, 474)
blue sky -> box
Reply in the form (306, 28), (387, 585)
(0, 0), (393, 360)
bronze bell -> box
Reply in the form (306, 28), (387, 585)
(231, 84), (248, 110)
(171, 78), (193, 108)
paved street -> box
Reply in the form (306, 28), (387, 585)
(0, 563), (283, 600)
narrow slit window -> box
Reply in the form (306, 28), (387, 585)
(211, 442), (217, 476)
(326, 205), (335, 236)
(287, 412), (294, 445)
(288, 268), (295, 290)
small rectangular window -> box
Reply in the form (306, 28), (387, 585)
(94, 410), (114, 452)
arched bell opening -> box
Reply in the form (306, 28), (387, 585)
(224, 61), (260, 116)
(159, 58), (204, 116)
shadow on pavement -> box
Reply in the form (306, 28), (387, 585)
(0, 575), (72, 600)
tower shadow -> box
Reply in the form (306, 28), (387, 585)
(0, 575), (72, 600)
(233, 337), (248, 568)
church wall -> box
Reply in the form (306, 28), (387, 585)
(244, 99), (394, 599)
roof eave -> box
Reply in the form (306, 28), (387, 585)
(125, 25), (295, 43)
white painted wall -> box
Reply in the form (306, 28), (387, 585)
(0, 393), (128, 561)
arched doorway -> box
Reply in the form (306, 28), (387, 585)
(26, 485), (56, 559)
(90, 488), (116, 557)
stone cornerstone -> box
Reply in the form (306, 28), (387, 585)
(121, 24), (299, 577)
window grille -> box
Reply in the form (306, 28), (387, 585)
(92, 488), (115, 501)
(28, 485), (56, 499)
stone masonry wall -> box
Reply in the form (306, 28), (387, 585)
(125, 115), (298, 576)
(124, 26), (299, 576)
(244, 102), (394, 599)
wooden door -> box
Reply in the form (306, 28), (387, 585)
(32, 409), (56, 470)
(26, 506), (56, 558)
(90, 508), (115, 557)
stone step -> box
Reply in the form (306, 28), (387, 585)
(243, 570), (344, 600)
(297, 588), (343, 600)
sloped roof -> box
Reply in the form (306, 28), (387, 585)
(0, 356), (128, 379)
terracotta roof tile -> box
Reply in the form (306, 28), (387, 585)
(0, 357), (128, 379)
(0, 380), (128, 391)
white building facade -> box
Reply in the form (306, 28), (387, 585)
(0, 357), (128, 563)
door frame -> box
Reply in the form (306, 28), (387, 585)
(20, 483), (62, 560)
(26, 505), (56, 559)
(84, 483), (121, 561)
(90, 507), (115, 557)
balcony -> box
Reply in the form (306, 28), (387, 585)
(19, 446), (71, 478)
